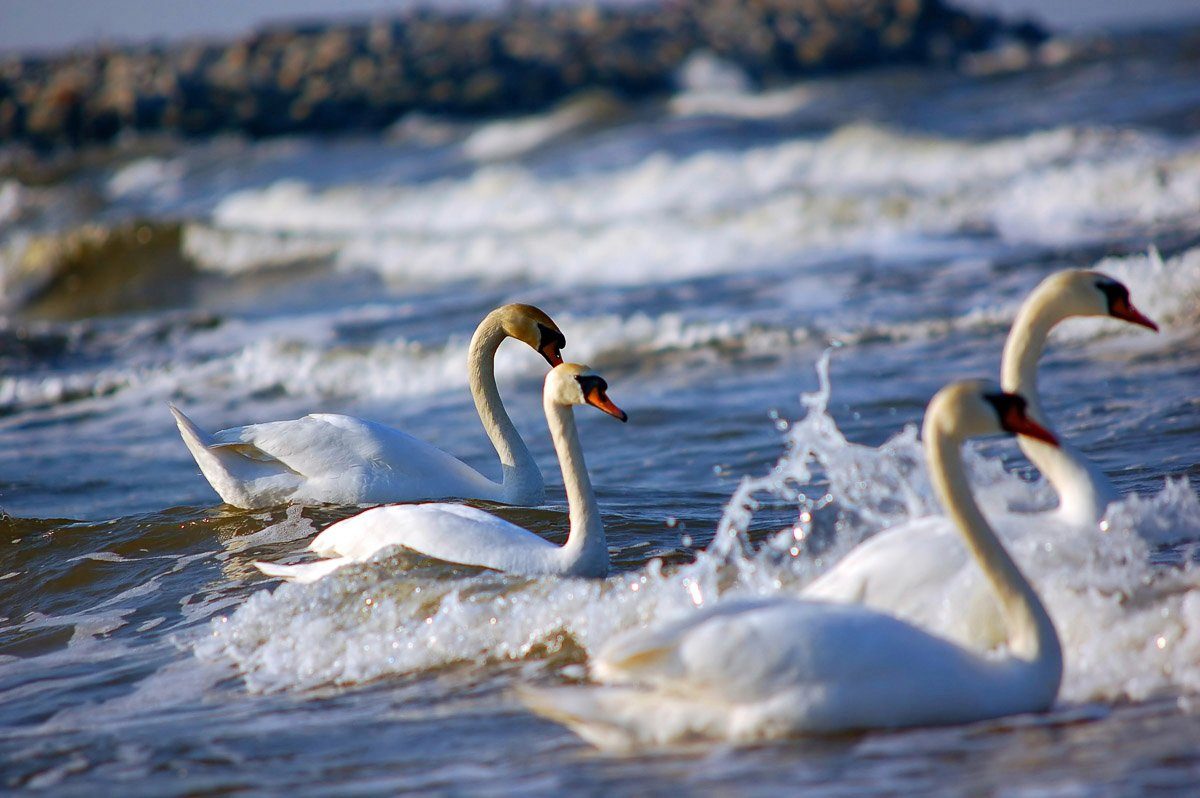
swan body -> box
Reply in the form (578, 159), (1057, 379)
(172, 304), (566, 509)
(254, 363), (627, 583)
(521, 382), (1063, 748)
(801, 514), (1009, 646)
(802, 271), (1157, 645)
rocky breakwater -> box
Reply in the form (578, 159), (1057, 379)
(0, 0), (1041, 149)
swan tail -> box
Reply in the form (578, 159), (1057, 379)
(253, 557), (350, 584)
(170, 405), (297, 509)
(518, 684), (726, 750)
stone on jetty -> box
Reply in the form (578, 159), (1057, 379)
(0, 0), (1041, 149)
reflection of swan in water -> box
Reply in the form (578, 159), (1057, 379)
(803, 271), (1157, 645)
(521, 382), (1062, 748)
(171, 304), (566, 509)
(254, 364), (626, 583)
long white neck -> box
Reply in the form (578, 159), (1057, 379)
(925, 420), (1062, 688)
(544, 398), (608, 577)
(1000, 290), (1057, 421)
(468, 315), (542, 503)
(1000, 289), (1118, 525)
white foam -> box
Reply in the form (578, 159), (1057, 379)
(669, 84), (815, 120)
(0, 308), (778, 415)
(0, 179), (22, 227)
(4, 232), (1194, 417)
(836, 244), (1200, 348)
(105, 157), (185, 202)
(675, 51), (753, 95)
(220, 504), (317, 555)
(198, 358), (1200, 708)
(183, 125), (1200, 286)
(461, 92), (626, 162)
(1092, 246), (1200, 332)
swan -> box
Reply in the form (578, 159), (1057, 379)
(1001, 270), (1156, 525)
(253, 363), (627, 583)
(520, 381), (1063, 748)
(802, 271), (1157, 643)
(170, 304), (567, 509)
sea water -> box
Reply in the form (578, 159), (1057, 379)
(1, 31), (1199, 794)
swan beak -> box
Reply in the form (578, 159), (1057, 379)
(1111, 296), (1159, 332)
(537, 324), (566, 367)
(586, 387), (628, 422)
(540, 342), (565, 367)
(1001, 407), (1058, 447)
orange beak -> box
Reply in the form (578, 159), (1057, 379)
(585, 386), (628, 422)
(1000, 405), (1058, 447)
(540, 343), (565, 367)
(1111, 295), (1159, 332)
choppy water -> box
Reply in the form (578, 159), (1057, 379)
(2, 32), (1200, 795)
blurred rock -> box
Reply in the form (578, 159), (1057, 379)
(0, 0), (1042, 150)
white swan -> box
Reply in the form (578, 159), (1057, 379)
(253, 363), (626, 583)
(802, 271), (1157, 643)
(171, 304), (567, 509)
(520, 381), (1063, 748)
(1002, 270), (1156, 525)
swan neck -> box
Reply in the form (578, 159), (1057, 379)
(545, 399), (606, 572)
(1000, 292), (1060, 417)
(924, 420), (1061, 676)
(1000, 288), (1115, 524)
(469, 315), (541, 502)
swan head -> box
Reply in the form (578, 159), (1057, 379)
(1037, 270), (1158, 331)
(496, 304), (566, 367)
(926, 380), (1058, 446)
(547, 363), (628, 422)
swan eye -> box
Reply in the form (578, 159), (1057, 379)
(576, 375), (608, 394)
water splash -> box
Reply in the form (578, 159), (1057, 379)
(198, 358), (1200, 709)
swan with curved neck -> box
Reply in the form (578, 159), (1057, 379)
(1001, 270), (1156, 525)
(171, 304), (567, 509)
(520, 382), (1062, 748)
(254, 363), (626, 583)
(802, 271), (1157, 644)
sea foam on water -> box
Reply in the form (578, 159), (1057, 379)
(198, 355), (1200, 710)
(180, 125), (1200, 286)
